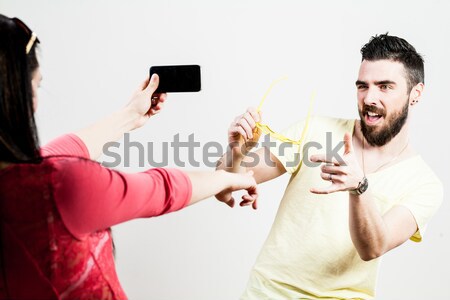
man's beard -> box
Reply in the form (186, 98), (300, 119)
(359, 99), (409, 147)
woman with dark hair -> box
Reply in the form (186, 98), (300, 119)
(0, 15), (258, 299)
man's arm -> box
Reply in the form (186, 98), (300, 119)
(348, 192), (417, 261)
(216, 107), (286, 183)
(217, 147), (286, 184)
(215, 108), (286, 208)
(310, 133), (418, 261)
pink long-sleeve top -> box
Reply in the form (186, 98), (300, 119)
(0, 134), (192, 300)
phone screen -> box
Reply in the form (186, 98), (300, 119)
(149, 65), (201, 93)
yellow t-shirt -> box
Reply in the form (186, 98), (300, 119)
(241, 116), (443, 300)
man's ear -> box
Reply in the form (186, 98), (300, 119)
(409, 82), (424, 106)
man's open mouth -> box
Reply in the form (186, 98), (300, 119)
(364, 111), (384, 125)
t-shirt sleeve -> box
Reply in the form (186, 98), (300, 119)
(397, 178), (443, 242)
(52, 158), (192, 239)
(41, 134), (90, 159)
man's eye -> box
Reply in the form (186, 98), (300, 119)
(380, 84), (388, 90)
(357, 85), (367, 90)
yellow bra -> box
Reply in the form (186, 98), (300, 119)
(255, 77), (315, 146)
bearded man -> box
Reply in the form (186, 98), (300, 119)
(216, 33), (443, 299)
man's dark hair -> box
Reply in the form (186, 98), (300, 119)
(360, 33), (424, 92)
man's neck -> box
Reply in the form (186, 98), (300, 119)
(352, 119), (415, 174)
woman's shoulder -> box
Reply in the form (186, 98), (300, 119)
(43, 156), (103, 187)
(0, 156), (97, 194)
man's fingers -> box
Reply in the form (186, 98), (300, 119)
(235, 127), (248, 140)
(320, 172), (332, 181)
(248, 108), (261, 123)
(230, 108), (262, 143)
(310, 154), (342, 165)
(321, 164), (346, 175)
(320, 172), (344, 184)
(233, 109), (260, 140)
(237, 118), (255, 139)
(310, 185), (340, 194)
(309, 154), (327, 163)
(242, 112), (257, 129)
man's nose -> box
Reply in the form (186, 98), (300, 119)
(364, 87), (381, 106)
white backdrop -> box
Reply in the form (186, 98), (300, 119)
(2, 0), (449, 299)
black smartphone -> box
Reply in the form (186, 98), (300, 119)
(149, 65), (201, 93)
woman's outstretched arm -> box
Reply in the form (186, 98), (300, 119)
(75, 74), (165, 160)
